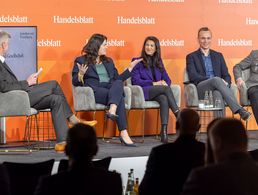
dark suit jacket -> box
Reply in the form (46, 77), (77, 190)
(72, 56), (131, 103)
(34, 165), (123, 195)
(182, 153), (258, 195)
(0, 61), (60, 106)
(131, 58), (171, 100)
(186, 49), (231, 86)
(139, 135), (205, 195)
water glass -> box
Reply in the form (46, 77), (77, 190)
(198, 100), (205, 109)
(215, 98), (222, 108)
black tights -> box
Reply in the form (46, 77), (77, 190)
(149, 85), (179, 125)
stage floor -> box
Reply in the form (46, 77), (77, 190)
(1, 131), (258, 163)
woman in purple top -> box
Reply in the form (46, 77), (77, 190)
(131, 36), (179, 143)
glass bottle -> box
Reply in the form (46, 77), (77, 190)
(133, 178), (139, 195)
(209, 90), (213, 108)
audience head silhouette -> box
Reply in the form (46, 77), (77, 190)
(176, 108), (200, 135)
(65, 123), (98, 163)
(208, 118), (248, 163)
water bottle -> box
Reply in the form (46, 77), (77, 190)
(204, 91), (209, 108)
(209, 90), (213, 108)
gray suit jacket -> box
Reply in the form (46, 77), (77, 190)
(233, 50), (258, 89)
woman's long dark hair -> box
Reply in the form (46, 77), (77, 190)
(141, 36), (163, 71)
(81, 33), (109, 65)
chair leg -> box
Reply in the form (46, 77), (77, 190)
(102, 111), (108, 142)
(155, 109), (160, 139)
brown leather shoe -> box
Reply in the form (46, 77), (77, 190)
(55, 141), (66, 153)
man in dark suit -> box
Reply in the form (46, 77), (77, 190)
(182, 118), (258, 195)
(233, 50), (258, 124)
(0, 30), (97, 151)
(34, 123), (123, 195)
(139, 108), (205, 195)
(186, 27), (251, 120)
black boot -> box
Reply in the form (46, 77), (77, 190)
(160, 124), (168, 143)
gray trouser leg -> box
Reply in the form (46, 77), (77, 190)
(197, 77), (241, 113)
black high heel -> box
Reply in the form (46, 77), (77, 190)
(119, 136), (136, 147)
(105, 112), (119, 121)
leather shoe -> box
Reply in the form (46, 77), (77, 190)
(55, 141), (66, 153)
(105, 112), (119, 121)
(79, 120), (97, 127)
(119, 136), (136, 147)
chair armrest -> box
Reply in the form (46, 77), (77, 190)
(72, 86), (96, 111)
(170, 84), (181, 107)
(184, 83), (199, 107)
(129, 85), (146, 109)
(0, 90), (31, 117)
(239, 83), (249, 106)
(123, 86), (131, 110)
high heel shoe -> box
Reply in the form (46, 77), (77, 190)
(105, 112), (119, 121)
(119, 136), (136, 147)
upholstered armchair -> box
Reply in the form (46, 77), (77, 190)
(126, 77), (181, 141)
(72, 85), (131, 139)
(0, 90), (38, 146)
(183, 68), (238, 110)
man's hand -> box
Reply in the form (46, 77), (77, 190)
(236, 78), (245, 89)
(128, 58), (143, 72)
(77, 63), (88, 75)
(27, 73), (38, 86)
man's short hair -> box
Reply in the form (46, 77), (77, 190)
(209, 118), (247, 149)
(198, 27), (212, 37)
(0, 30), (11, 45)
(65, 123), (98, 161)
(177, 108), (200, 133)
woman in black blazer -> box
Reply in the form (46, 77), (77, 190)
(72, 33), (141, 146)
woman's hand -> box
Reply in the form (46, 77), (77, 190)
(153, 80), (168, 86)
(77, 63), (88, 75)
(128, 58), (143, 72)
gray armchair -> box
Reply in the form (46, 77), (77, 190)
(0, 90), (38, 148)
(183, 68), (238, 110)
(126, 77), (181, 141)
(72, 85), (132, 139)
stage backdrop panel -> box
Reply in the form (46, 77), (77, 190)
(1, 0), (258, 141)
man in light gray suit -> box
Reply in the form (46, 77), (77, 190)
(233, 50), (258, 124)
(0, 30), (97, 151)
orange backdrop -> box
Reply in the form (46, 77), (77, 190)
(1, 0), (258, 141)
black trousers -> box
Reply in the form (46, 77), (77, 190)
(248, 86), (258, 124)
(94, 80), (127, 131)
(149, 85), (179, 125)
(28, 80), (73, 142)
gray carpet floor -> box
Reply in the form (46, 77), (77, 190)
(1, 131), (258, 163)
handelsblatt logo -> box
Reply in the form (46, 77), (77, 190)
(37, 39), (61, 47)
(86, 39), (125, 47)
(148, 0), (184, 2)
(218, 0), (252, 4)
(117, 16), (155, 24)
(0, 15), (28, 23)
(53, 16), (94, 24)
(246, 17), (258, 25)
(218, 38), (252, 46)
(160, 39), (184, 47)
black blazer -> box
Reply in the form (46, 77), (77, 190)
(186, 49), (231, 86)
(139, 135), (205, 195)
(34, 165), (123, 195)
(182, 153), (258, 195)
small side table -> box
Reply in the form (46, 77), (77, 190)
(196, 107), (223, 132)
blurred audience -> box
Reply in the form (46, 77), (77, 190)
(0, 164), (10, 195)
(34, 123), (123, 195)
(182, 118), (258, 195)
(139, 108), (205, 195)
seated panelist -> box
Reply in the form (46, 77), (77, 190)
(186, 27), (251, 120)
(131, 36), (180, 143)
(0, 30), (97, 152)
(72, 33), (142, 147)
